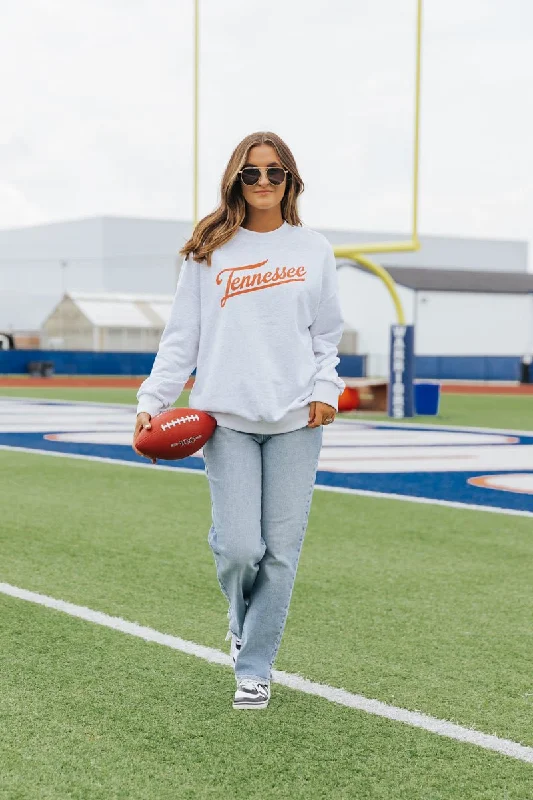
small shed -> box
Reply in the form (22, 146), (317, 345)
(41, 291), (174, 352)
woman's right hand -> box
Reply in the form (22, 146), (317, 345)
(133, 412), (157, 464)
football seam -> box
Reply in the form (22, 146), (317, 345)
(160, 414), (200, 431)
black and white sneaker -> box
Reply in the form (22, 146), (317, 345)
(233, 679), (271, 710)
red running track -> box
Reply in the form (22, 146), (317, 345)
(0, 377), (532, 394)
(0, 377), (196, 389)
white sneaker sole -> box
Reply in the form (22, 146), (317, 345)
(232, 699), (269, 710)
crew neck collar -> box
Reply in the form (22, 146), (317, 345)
(237, 220), (290, 238)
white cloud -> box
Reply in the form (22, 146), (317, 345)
(0, 0), (531, 264)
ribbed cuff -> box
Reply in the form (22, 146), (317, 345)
(136, 394), (164, 418)
(310, 379), (340, 411)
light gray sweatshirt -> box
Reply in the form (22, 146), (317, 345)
(136, 220), (346, 434)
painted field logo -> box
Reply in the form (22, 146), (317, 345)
(1, 399), (532, 515)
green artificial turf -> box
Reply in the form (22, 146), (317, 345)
(361, 393), (533, 431)
(2, 596), (532, 800)
(2, 387), (533, 795)
(1, 386), (532, 431)
(0, 386), (142, 406)
(1, 451), (533, 757)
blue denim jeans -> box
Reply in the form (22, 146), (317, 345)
(202, 423), (323, 683)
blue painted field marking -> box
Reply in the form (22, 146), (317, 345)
(1, 398), (532, 514)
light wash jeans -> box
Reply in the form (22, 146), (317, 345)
(202, 423), (323, 683)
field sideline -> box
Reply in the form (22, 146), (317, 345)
(1, 387), (533, 798)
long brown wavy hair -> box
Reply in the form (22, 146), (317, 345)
(179, 131), (305, 267)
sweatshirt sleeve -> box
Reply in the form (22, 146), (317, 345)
(309, 244), (346, 411)
(136, 256), (200, 417)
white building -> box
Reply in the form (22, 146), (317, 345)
(0, 215), (530, 361)
(41, 291), (173, 352)
(339, 264), (533, 375)
(0, 216), (191, 334)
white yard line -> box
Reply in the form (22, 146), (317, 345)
(1, 580), (532, 765)
(0, 445), (204, 477)
(2, 444), (532, 519)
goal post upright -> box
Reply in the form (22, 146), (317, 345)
(333, 0), (423, 313)
(333, 0), (424, 417)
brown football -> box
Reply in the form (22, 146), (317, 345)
(135, 407), (217, 461)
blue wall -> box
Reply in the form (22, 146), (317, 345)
(415, 356), (521, 382)
(338, 355), (367, 378)
(0, 350), (369, 378)
(0, 349), (523, 381)
(0, 350), (158, 376)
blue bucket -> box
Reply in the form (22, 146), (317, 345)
(415, 382), (441, 415)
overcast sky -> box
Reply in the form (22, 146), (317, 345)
(1, 0), (532, 265)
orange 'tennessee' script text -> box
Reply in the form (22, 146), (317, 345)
(216, 259), (307, 307)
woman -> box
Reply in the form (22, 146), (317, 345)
(133, 131), (345, 710)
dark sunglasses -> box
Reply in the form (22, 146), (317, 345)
(238, 166), (289, 186)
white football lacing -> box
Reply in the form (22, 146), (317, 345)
(160, 414), (200, 431)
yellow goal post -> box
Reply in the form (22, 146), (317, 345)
(333, 0), (424, 325)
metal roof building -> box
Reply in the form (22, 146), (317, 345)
(41, 291), (173, 352)
(338, 263), (533, 376)
(381, 267), (533, 294)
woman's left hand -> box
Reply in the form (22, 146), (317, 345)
(307, 401), (336, 428)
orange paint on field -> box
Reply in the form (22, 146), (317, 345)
(468, 474), (533, 495)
